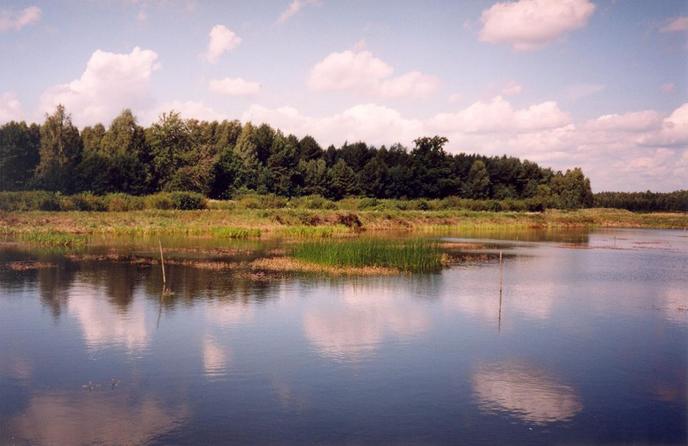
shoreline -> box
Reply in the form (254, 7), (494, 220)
(1, 208), (687, 241)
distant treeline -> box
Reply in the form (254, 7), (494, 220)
(594, 191), (688, 212)
(2, 105), (595, 208)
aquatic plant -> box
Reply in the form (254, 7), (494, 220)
(291, 239), (443, 273)
(212, 227), (262, 239)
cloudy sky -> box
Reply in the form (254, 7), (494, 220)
(1, 0), (686, 191)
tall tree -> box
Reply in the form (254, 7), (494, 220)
(327, 159), (359, 199)
(465, 160), (491, 198)
(146, 111), (191, 191)
(35, 105), (82, 192)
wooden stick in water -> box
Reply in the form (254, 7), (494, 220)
(159, 239), (166, 286)
(498, 250), (503, 333)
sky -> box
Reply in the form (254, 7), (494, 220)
(0, 0), (686, 192)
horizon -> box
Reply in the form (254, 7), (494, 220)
(1, 0), (687, 192)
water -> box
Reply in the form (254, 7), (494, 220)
(1, 229), (686, 445)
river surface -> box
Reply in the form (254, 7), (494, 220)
(0, 228), (686, 445)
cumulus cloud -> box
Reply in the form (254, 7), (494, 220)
(639, 103), (688, 147)
(277, 0), (319, 23)
(660, 16), (688, 33)
(429, 96), (570, 134)
(308, 49), (439, 98)
(203, 25), (241, 63)
(0, 91), (23, 123)
(209, 77), (261, 96)
(585, 110), (662, 132)
(244, 103), (423, 148)
(39, 47), (159, 127)
(0, 5), (41, 32)
(479, 0), (596, 51)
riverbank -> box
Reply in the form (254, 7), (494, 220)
(1, 208), (686, 241)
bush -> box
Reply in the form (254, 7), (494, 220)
(235, 193), (287, 209)
(103, 193), (145, 211)
(289, 195), (337, 210)
(170, 191), (207, 210)
(145, 193), (175, 210)
(71, 193), (106, 211)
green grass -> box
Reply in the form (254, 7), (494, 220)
(291, 239), (443, 273)
(212, 226), (262, 239)
(18, 231), (87, 247)
(275, 225), (343, 238)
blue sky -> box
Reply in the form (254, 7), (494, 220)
(1, 0), (687, 191)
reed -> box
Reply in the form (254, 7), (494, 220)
(291, 239), (443, 273)
(211, 227), (262, 239)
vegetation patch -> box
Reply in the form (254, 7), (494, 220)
(291, 239), (443, 273)
(212, 227), (262, 239)
(18, 231), (87, 248)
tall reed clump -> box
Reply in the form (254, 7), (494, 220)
(291, 239), (442, 273)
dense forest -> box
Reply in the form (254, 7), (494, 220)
(594, 191), (688, 212)
(0, 106), (599, 210)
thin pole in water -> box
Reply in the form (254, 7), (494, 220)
(498, 250), (503, 333)
(159, 239), (166, 286)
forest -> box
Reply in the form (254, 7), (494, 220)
(0, 104), (655, 212)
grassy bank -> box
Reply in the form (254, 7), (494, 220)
(1, 208), (686, 243)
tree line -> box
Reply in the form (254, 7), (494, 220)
(0, 105), (597, 208)
(594, 191), (688, 212)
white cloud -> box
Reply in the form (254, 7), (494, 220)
(308, 49), (439, 98)
(429, 96), (570, 134)
(243, 103), (423, 147)
(586, 110), (662, 132)
(639, 103), (688, 147)
(204, 25), (241, 64)
(0, 5), (41, 32)
(563, 83), (605, 101)
(660, 16), (688, 33)
(0, 92), (23, 123)
(209, 77), (261, 96)
(479, 0), (596, 51)
(277, 0), (319, 24)
(501, 80), (523, 96)
(39, 47), (159, 127)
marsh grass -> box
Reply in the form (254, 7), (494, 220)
(291, 239), (443, 273)
(18, 231), (87, 247)
(212, 227), (262, 239)
(275, 225), (347, 238)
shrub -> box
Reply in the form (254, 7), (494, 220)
(71, 193), (106, 211)
(170, 191), (207, 210)
(236, 193), (287, 209)
(289, 195), (337, 210)
(103, 193), (145, 211)
(145, 193), (175, 210)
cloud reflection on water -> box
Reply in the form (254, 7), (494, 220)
(9, 392), (188, 446)
(472, 361), (583, 425)
(303, 282), (430, 361)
